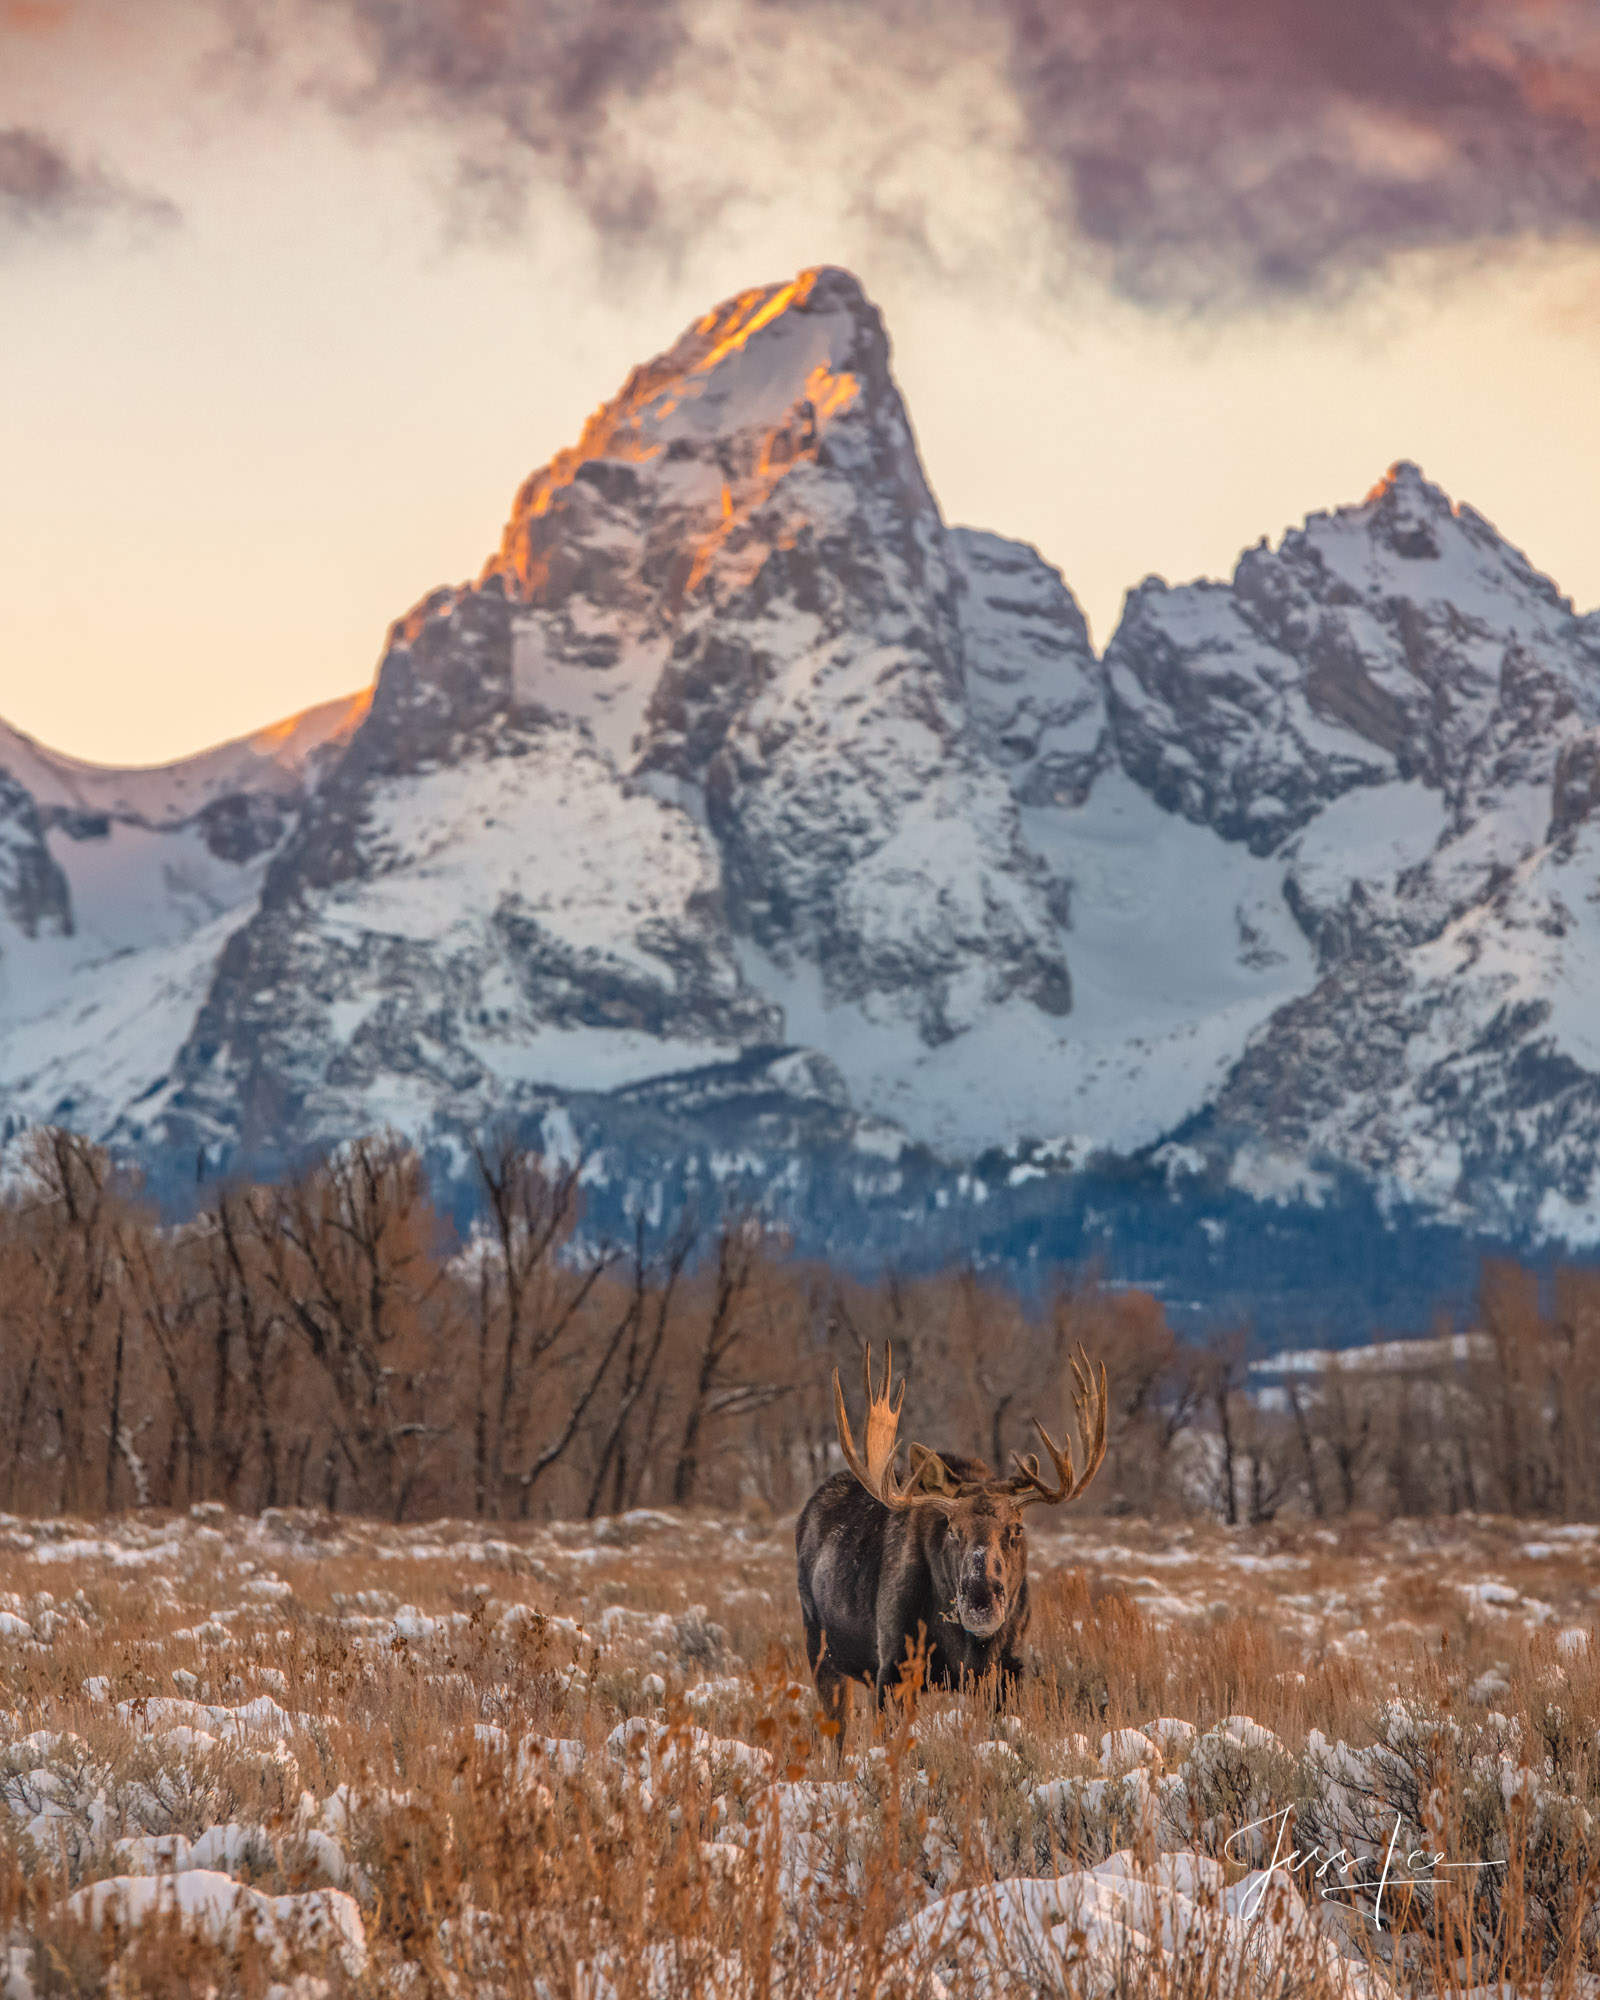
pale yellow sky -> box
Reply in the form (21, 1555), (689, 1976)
(3, 4), (1599, 767)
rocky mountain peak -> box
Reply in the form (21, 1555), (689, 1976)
(422, 264), (961, 791)
(484, 265), (889, 609)
(1360, 458), (1451, 559)
(1286, 458), (1575, 622)
(1107, 457), (1600, 858)
(140, 267), (1075, 1165)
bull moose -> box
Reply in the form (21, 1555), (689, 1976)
(795, 1343), (1107, 1737)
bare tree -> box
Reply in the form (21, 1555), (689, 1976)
(468, 1135), (612, 1516)
(584, 1215), (696, 1518)
(668, 1217), (799, 1506)
(249, 1135), (458, 1519)
(11, 1131), (129, 1512)
(1201, 1330), (1249, 1527)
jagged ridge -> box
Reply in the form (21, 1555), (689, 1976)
(1, 272), (1599, 1285)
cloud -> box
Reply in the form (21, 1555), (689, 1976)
(0, 126), (180, 246)
(989, 0), (1600, 307)
(221, 0), (1600, 310)
(221, 0), (692, 243)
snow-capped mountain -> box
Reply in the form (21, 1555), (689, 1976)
(3, 265), (1599, 1311)
(158, 267), (1079, 1165)
(0, 698), (366, 1138)
(1096, 464), (1600, 1237)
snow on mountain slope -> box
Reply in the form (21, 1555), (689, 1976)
(0, 694), (368, 827)
(52, 819), (276, 955)
(0, 821), (286, 1132)
(0, 695), (371, 1132)
(741, 769), (1315, 1156)
(1213, 737), (1600, 1237)
(159, 718), (779, 1157)
(0, 914), (246, 1137)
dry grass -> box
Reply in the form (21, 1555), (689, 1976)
(1, 1505), (1598, 1996)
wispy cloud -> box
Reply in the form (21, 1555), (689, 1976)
(0, 126), (180, 246)
(161, 0), (1600, 309)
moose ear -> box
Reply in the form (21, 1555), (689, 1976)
(906, 1442), (964, 1500)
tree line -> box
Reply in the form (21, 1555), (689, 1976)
(1, 1125), (1597, 1523)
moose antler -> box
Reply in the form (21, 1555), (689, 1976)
(999, 1345), (1108, 1509)
(833, 1344), (966, 1510)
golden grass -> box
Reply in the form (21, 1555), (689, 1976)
(0, 1506), (1597, 1996)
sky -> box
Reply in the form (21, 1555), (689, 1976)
(3, 0), (1600, 768)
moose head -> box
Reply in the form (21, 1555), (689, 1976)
(829, 1341), (1108, 1646)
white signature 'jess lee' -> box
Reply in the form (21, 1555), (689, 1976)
(1225, 1807), (1503, 1927)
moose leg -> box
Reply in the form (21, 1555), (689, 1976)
(803, 1616), (852, 1760)
(814, 1661), (852, 1761)
(873, 1607), (933, 1716)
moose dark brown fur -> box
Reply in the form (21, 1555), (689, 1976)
(795, 1344), (1107, 1737)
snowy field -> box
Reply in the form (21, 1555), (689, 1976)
(2, 1506), (1599, 1996)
